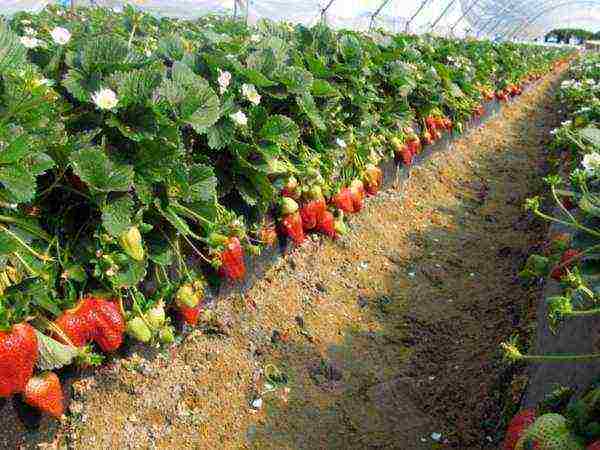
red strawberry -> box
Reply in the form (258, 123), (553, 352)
(300, 199), (326, 231)
(550, 249), (581, 281)
(503, 409), (537, 450)
(364, 164), (383, 196)
(407, 137), (421, 155)
(332, 188), (354, 213)
(281, 211), (305, 244)
(588, 441), (600, 450)
(425, 116), (437, 131)
(218, 236), (246, 281)
(178, 303), (202, 326)
(0, 323), (38, 398)
(316, 210), (337, 239)
(54, 301), (96, 347)
(92, 298), (125, 352)
(23, 372), (64, 418)
(399, 146), (413, 166)
(422, 130), (433, 145)
(55, 297), (124, 352)
(350, 180), (365, 213)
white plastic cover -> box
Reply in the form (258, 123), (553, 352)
(0, 0), (597, 41)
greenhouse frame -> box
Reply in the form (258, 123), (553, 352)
(2, 0), (600, 41)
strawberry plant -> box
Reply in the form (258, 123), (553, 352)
(0, 3), (572, 418)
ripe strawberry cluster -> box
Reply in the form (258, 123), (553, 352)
(279, 163), (383, 245)
(0, 296), (127, 418)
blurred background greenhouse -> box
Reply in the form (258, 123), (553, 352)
(2, 0), (600, 42)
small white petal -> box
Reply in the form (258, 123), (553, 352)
(92, 88), (118, 110)
(50, 27), (71, 45)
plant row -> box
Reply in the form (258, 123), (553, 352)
(0, 4), (570, 419)
(501, 53), (600, 450)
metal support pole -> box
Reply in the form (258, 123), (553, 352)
(369, 0), (392, 31)
(405, 0), (431, 33)
(320, 0), (336, 22)
(430, 0), (458, 31)
(449, 0), (479, 33)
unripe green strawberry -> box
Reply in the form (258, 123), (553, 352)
(306, 185), (324, 201)
(159, 326), (175, 344)
(390, 136), (404, 153)
(126, 317), (152, 343)
(334, 216), (348, 236)
(176, 284), (198, 308)
(119, 226), (145, 261)
(146, 302), (166, 329)
(208, 232), (229, 248)
(516, 414), (584, 450)
(281, 197), (299, 215)
(524, 254), (550, 276)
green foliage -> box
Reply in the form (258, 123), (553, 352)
(0, 5), (570, 347)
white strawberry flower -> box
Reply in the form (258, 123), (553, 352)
(32, 77), (52, 88)
(92, 88), (118, 110)
(230, 110), (248, 126)
(242, 83), (261, 105)
(582, 152), (600, 176)
(23, 27), (37, 36)
(336, 138), (347, 148)
(20, 36), (40, 49)
(50, 27), (71, 45)
(218, 69), (231, 94)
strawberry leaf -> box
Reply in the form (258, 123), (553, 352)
(70, 147), (134, 193)
(101, 195), (134, 237)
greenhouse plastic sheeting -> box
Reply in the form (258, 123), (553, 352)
(1, 0), (599, 41)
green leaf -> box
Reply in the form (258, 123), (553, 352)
(155, 62), (221, 134)
(70, 147), (134, 193)
(339, 34), (362, 64)
(207, 121), (235, 150)
(187, 164), (217, 203)
(579, 194), (600, 218)
(0, 165), (36, 203)
(187, 93), (221, 134)
(259, 115), (299, 148)
(147, 237), (173, 266)
(62, 263), (87, 283)
(238, 67), (277, 88)
(0, 22), (27, 73)
(107, 67), (164, 109)
(101, 195), (134, 237)
(580, 126), (600, 149)
(311, 79), (339, 98)
(25, 153), (55, 176)
(111, 260), (146, 288)
(278, 66), (313, 95)
(0, 134), (31, 165)
(296, 93), (325, 130)
(35, 330), (79, 371)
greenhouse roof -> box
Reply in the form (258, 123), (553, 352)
(1, 0), (598, 40)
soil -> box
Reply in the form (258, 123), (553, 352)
(0, 73), (564, 450)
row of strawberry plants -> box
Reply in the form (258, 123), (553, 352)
(501, 54), (600, 449)
(0, 4), (570, 419)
